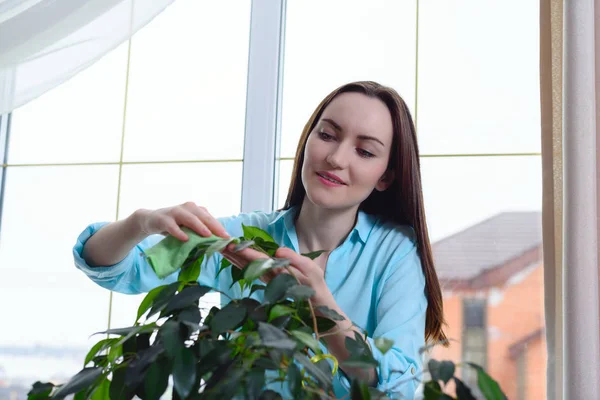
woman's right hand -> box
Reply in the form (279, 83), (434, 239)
(134, 202), (230, 242)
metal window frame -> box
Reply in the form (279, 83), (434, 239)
(240, 0), (287, 213)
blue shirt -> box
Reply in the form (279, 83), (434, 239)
(73, 206), (427, 399)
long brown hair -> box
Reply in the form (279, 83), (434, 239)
(282, 81), (447, 344)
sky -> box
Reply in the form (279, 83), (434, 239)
(0, 0), (541, 383)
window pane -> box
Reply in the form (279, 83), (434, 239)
(109, 162), (243, 329)
(464, 299), (486, 328)
(280, 0), (417, 159)
(0, 166), (119, 389)
(426, 156), (544, 400)
(8, 45), (128, 164)
(122, 0), (251, 162)
(418, 0), (540, 154)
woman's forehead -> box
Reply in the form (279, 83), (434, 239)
(319, 92), (393, 142)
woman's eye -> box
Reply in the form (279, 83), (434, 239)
(318, 131), (335, 141)
(357, 148), (375, 158)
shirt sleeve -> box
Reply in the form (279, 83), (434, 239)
(367, 243), (428, 398)
(73, 221), (221, 294)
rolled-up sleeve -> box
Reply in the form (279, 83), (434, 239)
(368, 244), (427, 398)
(73, 222), (179, 294)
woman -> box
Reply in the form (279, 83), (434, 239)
(74, 81), (446, 398)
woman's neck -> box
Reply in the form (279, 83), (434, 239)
(294, 199), (359, 254)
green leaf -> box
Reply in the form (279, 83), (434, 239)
(351, 378), (371, 400)
(466, 363), (507, 400)
(250, 283), (266, 295)
(205, 237), (237, 256)
(147, 281), (181, 318)
(345, 332), (371, 357)
(51, 367), (103, 399)
(341, 353), (379, 369)
(428, 359), (441, 382)
(287, 363), (302, 398)
(244, 258), (290, 283)
(258, 322), (297, 350)
(438, 361), (456, 385)
(290, 330), (321, 353)
(178, 254), (203, 283)
(84, 338), (117, 366)
(233, 239), (255, 252)
(423, 380), (443, 400)
(231, 263), (244, 284)
(253, 237), (280, 256)
(268, 305), (295, 322)
(285, 285), (315, 301)
(316, 305), (345, 321)
(246, 369), (266, 400)
(249, 303), (269, 323)
(143, 358), (170, 400)
(294, 354), (333, 388)
(94, 325), (141, 337)
(109, 367), (133, 400)
(316, 316), (337, 332)
(90, 377), (110, 400)
(265, 274), (297, 303)
(301, 250), (326, 260)
(173, 347), (197, 399)
(210, 301), (247, 337)
(163, 285), (212, 315)
(124, 345), (164, 387)
(216, 257), (232, 278)
(136, 284), (168, 322)
(454, 377), (476, 400)
(107, 343), (122, 363)
(374, 337), (394, 355)
(160, 320), (182, 358)
(27, 381), (54, 399)
(178, 307), (201, 330)
(242, 224), (276, 243)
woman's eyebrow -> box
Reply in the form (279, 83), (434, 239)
(321, 117), (386, 147)
(321, 118), (342, 131)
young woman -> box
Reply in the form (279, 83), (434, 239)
(74, 81), (446, 399)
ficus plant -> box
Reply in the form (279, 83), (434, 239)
(28, 226), (507, 400)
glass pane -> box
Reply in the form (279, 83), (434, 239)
(417, 0), (540, 154)
(425, 156), (544, 400)
(109, 162), (243, 329)
(0, 166), (119, 391)
(122, 0), (251, 162)
(8, 45), (128, 164)
(280, 0), (417, 159)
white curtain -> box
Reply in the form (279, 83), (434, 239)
(561, 0), (600, 398)
(0, 0), (175, 115)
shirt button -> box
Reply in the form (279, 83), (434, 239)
(410, 366), (416, 375)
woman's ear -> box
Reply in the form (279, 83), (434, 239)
(375, 170), (395, 191)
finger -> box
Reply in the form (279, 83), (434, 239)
(275, 247), (310, 271)
(192, 206), (230, 238)
(174, 209), (212, 237)
(164, 221), (189, 242)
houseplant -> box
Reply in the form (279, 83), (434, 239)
(28, 226), (506, 400)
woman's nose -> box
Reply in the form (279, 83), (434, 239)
(326, 147), (348, 169)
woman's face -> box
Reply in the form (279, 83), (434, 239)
(301, 92), (394, 211)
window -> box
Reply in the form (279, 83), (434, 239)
(0, 1), (251, 394)
(462, 298), (487, 386)
(278, 2), (544, 399)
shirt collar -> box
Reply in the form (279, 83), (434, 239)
(270, 206), (377, 245)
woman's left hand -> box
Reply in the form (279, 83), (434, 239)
(273, 247), (333, 306)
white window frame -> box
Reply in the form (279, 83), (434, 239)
(240, 0), (287, 213)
